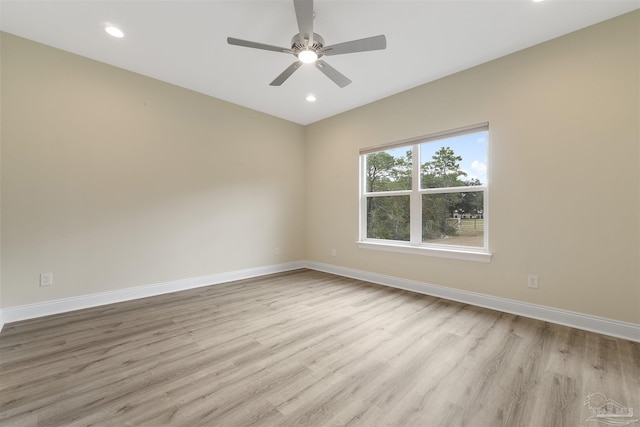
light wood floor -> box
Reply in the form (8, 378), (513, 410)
(1, 269), (638, 427)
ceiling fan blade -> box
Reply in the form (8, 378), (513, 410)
(293, 0), (314, 41)
(315, 60), (351, 88)
(321, 35), (387, 56)
(270, 61), (303, 86)
(227, 37), (293, 54)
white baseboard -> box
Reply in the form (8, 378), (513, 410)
(0, 261), (305, 327)
(304, 261), (640, 343)
(1, 260), (638, 343)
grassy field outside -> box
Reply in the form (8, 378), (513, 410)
(423, 218), (485, 247)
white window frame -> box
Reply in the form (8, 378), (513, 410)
(357, 123), (492, 263)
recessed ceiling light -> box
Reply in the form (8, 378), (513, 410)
(105, 25), (124, 38)
(532, 0), (544, 2)
(306, 94), (317, 102)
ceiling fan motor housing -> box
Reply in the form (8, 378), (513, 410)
(292, 33), (325, 57)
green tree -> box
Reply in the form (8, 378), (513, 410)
(366, 152), (396, 192)
(454, 178), (483, 218)
(366, 151), (412, 240)
(366, 147), (482, 242)
(421, 146), (468, 240)
(366, 151), (411, 192)
(421, 146), (467, 188)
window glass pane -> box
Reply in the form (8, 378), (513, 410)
(420, 131), (487, 189)
(365, 148), (412, 192)
(367, 196), (410, 241)
(422, 192), (484, 247)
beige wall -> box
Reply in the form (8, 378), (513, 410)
(1, 32), (306, 307)
(1, 11), (638, 325)
(305, 11), (640, 323)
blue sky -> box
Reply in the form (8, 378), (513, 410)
(420, 131), (488, 185)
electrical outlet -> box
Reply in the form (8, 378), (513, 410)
(527, 274), (539, 289)
(40, 272), (53, 287)
(331, 248), (337, 257)
(274, 247), (280, 256)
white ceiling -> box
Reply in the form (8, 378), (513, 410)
(1, 0), (638, 125)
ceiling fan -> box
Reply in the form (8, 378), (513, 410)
(227, 0), (387, 88)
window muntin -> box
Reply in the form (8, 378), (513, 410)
(360, 125), (488, 254)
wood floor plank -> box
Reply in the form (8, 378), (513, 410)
(1, 269), (638, 426)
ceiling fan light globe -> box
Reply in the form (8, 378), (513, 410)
(298, 49), (318, 64)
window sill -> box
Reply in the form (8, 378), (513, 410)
(356, 240), (492, 263)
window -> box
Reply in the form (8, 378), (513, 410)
(358, 123), (491, 262)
